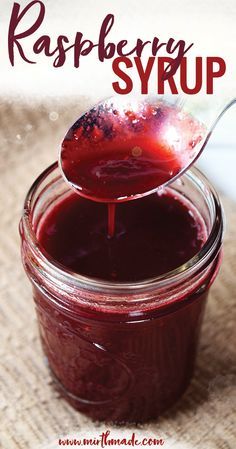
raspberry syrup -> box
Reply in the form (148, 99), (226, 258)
(38, 191), (205, 282)
(60, 99), (206, 238)
(35, 185), (214, 423)
(20, 99), (222, 423)
(60, 100), (206, 203)
(21, 164), (223, 423)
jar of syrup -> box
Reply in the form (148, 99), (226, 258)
(20, 163), (223, 423)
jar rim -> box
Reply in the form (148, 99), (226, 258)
(22, 162), (224, 295)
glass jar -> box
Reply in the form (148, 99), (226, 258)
(20, 163), (223, 423)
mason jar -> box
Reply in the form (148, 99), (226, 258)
(20, 163), (223, 423)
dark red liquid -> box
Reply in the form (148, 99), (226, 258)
(36, 98), (208, 422)
(29, 177), (221, 423)
(21, 98), (221, 423)
(38, 191), (205, 282)
(61, 100), (206, 202)
(35, 283), (211, 423)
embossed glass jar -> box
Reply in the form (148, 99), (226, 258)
(20, 163), (223, 423)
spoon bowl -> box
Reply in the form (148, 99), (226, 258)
(60, 96), (208, 203)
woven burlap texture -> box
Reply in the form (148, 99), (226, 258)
(0, 99), (235, 449)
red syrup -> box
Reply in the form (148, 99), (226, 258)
(60, 100), (207, 203)
(38, 191), (205, 282)
(108, 203), (116, 238)
(23, 167), (223, 424)
(21, 101), (221, 423)
(35, 187), (213, 423)
(60, 100), (206, 238)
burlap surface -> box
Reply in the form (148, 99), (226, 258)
(0, 99), (235, 449)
